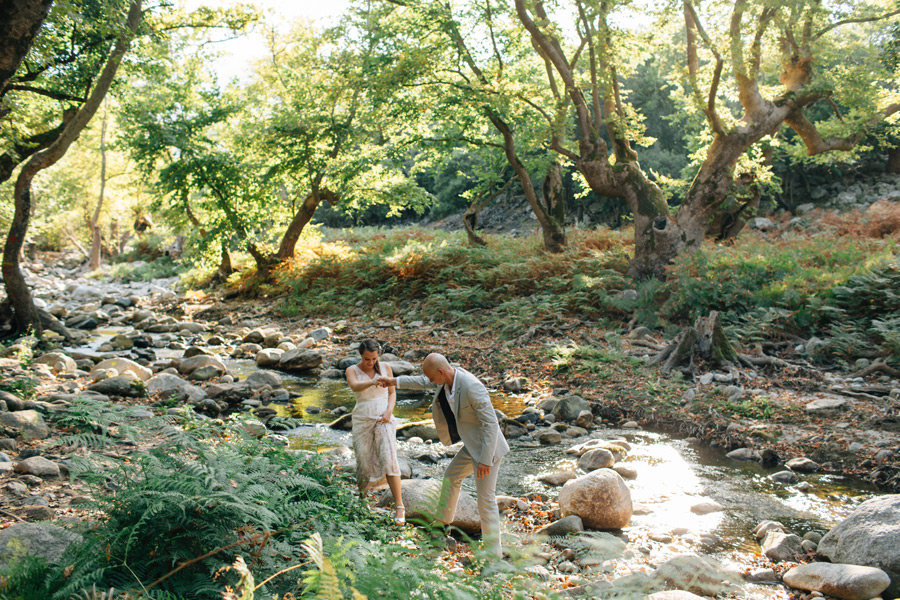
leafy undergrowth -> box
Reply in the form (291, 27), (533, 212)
(267, 213), (900, 369)
(0, 404), (563, 600)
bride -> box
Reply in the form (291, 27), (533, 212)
(344, 339), (405, 525)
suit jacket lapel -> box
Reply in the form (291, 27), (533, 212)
(452, 370), (462, 415)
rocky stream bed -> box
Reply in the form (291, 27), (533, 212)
(0, 261), (899, 600)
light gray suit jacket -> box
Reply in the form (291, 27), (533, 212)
(397, 367), (509, 466)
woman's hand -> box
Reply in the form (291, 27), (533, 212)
(380, 410), (392, 423)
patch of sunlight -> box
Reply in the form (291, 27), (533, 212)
(625, 441), (724, 535)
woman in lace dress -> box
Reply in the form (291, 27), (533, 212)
(345, 339), (405, 525)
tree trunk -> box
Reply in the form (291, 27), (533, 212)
(89, 106), (108, 271)
(2, 0), (141, 336)
(277, 188), (337, 261)
(650, 310), (737, 376)
(540, 161), (567, 252)
(888, 145), (900, 174)
(0, 0), (53, 95)
(463, 177), (513, 247)
(217, 240), (233, 280)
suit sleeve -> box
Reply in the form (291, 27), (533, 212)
(468, 376), (500, 465)
(396, 375), (435, 390)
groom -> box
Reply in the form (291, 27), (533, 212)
(378, 353), (509, 557)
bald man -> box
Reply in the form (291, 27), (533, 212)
(379, 353), (509, 557)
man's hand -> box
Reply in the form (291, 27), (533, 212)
(377, 376), (397, 388)
(476, 463), (491, 479)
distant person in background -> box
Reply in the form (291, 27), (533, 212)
(345, 339), (404, 525)
(378, 353), (508, 557)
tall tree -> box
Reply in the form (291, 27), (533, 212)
(0, 0), (52, 94)
(2, 0), (142, 336)
(246, 7), (432, 264)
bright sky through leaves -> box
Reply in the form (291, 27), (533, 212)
(184, 0), (350, 83)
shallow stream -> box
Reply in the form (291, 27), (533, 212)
(71, 329), (883, 597)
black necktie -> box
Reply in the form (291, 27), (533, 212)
(438, 386), (460, 444)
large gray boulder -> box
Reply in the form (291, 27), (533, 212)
(14, 456), (60, 478)
(278, 349), (324, 373)
(256, 349), (283, 368)
(377, 478), (481, 534)
(818, 495), (900, 599)
(0, 410), (50, 440)
(558, 468), (632, 529)
(0, 523), (82, 568)
(783, 563), (891, 600)
(90, 357), (152, 381)
(553, 395), (590, 422)
(650, 555), (743, 596)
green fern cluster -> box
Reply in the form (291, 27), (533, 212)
(4, 409), (380, 600)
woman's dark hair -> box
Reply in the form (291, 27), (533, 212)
(358, 339), (381, 375)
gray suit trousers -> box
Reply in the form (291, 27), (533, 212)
(435, 446), (502, 558)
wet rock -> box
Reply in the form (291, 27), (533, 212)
(176, 322), (206, 333)
(817, 495), (900, 599)
(622, 421), (640, 429)
(762, 530), (803, 562)
(754, 520), (786, 540)
(770, 470), (799, 483)
(396, 421), (440, 442)
(0, 523), (83, 568)
(279, 349), (324, 373)
(552, 395), (590, 422)
(14, 456), (60, 478)
(538, 471), (577, 486)
(578, 448), (615, 471)
(690, 500), (724, 515)
(535, 515), (584, 538)
(320, 368), (344, 379)
(0, 391), (25, 411)
(178, 355), (227, 378)
(183, 346), (212, 358)
(378, 478), (481, 534)
(536, 429), (562, 445)
(574, 410), (593, 429)
(33, 352), (77, 374)
(188, 365), (223, 381)
(612, 465), (637, 480)
(256, 349), (283, 368)
(503, 376), (529, 392)
(558, 468), (632, 529)
(89, 375), (147, 398)
(501, 418), (528, 438)
(745, 568), (779, 583)
(90, 357), (152, 381)
(650, 555), (743, 596)
(783, 563), (891, 600)
(146, 373), (206, 403)
(786, 457), (821, 472)
(0, 410), (50, 440)
(246, 370), (283, 389)
(726, 447), (760, 461)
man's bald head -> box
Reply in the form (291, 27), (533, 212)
(423, 353), (454, 386)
